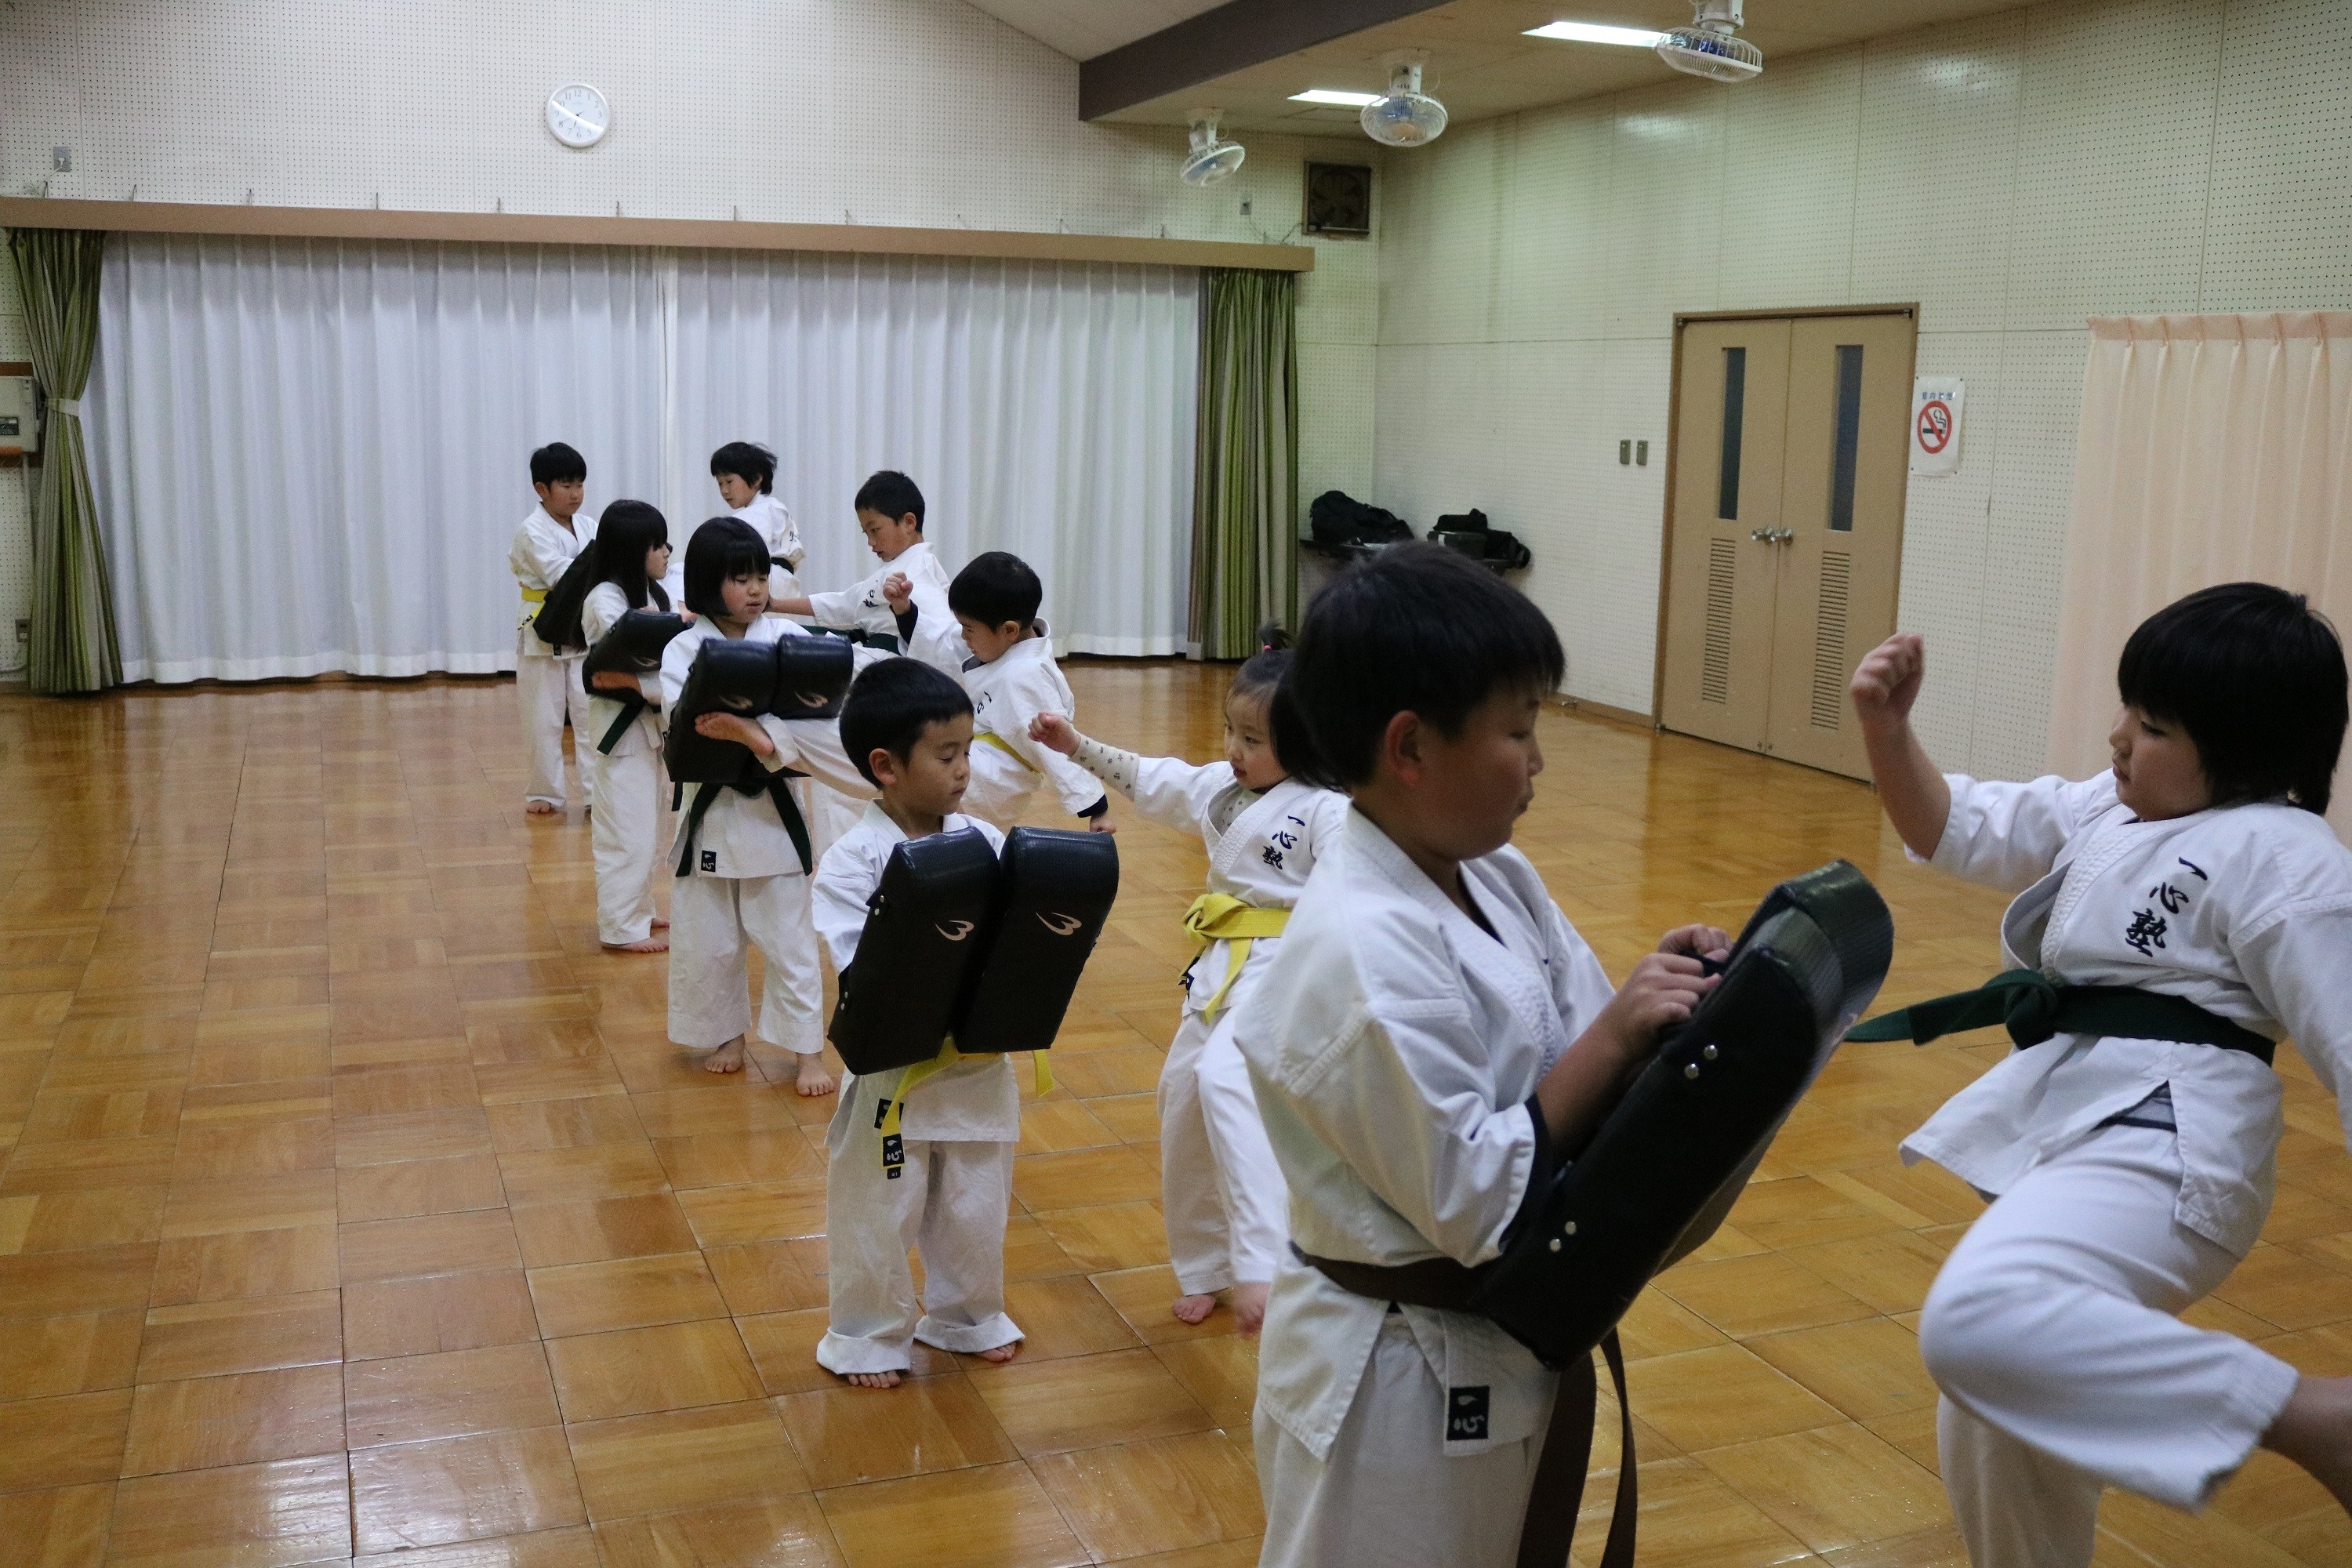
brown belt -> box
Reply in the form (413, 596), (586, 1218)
(1298, 1247), (1637, 1568)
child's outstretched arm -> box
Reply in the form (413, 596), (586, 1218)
(1033, 712), (1229, 837)
(1851, 633), (1951, 858)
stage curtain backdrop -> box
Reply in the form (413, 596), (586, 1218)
(2049, 311), (2352, 841)
(7, 227), (123, 694)
(1189, 268), (1298, 661)
(85, 234), (1200, 681)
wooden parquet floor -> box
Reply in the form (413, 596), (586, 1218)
(2, 659), (2350, 1567)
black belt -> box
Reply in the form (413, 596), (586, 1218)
(1846, 967), (2273, 1064)
(1295, 1245), (1636, 1568)
(596, 693), (648, 755)
(673, 760), (812, 878)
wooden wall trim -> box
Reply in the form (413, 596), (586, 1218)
(1079, 0), (1450, 121)
(0, 198), (1316, 274)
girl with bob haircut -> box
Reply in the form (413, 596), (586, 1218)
(1849, 582), (2352, 1564)
(579, 499), (675, 952)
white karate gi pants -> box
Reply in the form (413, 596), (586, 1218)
(586, 745), (670, 946)
(1162, 1007), (1290, 1294)
(666, 873), (822, 1054)
(1256, 1312), (1554, 1568)
(1918, 1121), (2303, 1568)
(815, 1122), (1021, 1374)
(517, 641), (591, 809)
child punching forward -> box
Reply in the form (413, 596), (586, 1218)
(580, 499), (675, 953)
(659, 518), (849, 1093)
(1236, 544), (1730, 1568)
(949, 551), (1110, 833)
(1029, 626), (1342, 1334)
(812, 659), (1025, 1387)
(1849, 585), (2352, 1566)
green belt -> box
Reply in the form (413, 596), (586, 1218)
(1846, 967), (2274, 1065)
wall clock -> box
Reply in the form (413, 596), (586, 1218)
(546, 83), (610, 149)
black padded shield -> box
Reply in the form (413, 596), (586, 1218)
(828, 828), (1001, 1076)
(771, 633), (854, 721)
(662, 638), (783, 784)
(953, 828), (1120, 1054)
(1472, 860), (1891, 1367)
(582, 611), (686, 684)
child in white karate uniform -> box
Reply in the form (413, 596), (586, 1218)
(579, 500), (675, 953)
(659, 517), (851, 1094)
(1030, 626), (1343, 1334)
(813, 658), (1025, 1386)
(1236, 545), (1727, 1568)
(947, 550), (1109, 834)
(1849, 583), (2352, 1567)
(509, 441), (597, 815)
(770, 470), (967, 675)
(711, 441), (804, 603)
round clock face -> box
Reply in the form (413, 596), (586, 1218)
(546, 83), (609, 148)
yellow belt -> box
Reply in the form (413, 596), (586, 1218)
(874, 1040), (1055, 1175)
(976, 731), (1038, 771)
(1181, 893), (1290, 1022)
(520, 585), (549, 604)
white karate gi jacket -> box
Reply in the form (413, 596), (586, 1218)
(1112, 760), (1349, 1016)
(814, 804), (1021, 1142)
(732, 492), (804, 598)
(508, 504), (597, 655)
(961, 628), (1105, 823)
(1902, 771), (2352, 1257)
(581, 583), (664, 759)
(657, 617), (811, 881)
(1236, 809), (1618, 1462)
(804, 540), (969, 674)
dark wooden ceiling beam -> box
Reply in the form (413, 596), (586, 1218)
(1078, 0), (1453, 121)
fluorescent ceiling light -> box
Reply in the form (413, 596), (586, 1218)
(1525, 20), (1666, 45)
(1289, 89), (1382, 107)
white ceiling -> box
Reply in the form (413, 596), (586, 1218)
(963, 0), (2035, 136)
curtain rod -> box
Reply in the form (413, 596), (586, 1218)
(0, 198), (1315, 274)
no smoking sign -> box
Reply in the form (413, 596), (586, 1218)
(1911, 376), (1965, 476)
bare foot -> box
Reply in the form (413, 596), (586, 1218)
(795, 1056), (838, 1097)
(524, 800), (560, 816)
(604, 936), (669, 953)
(844, 1370), (902, 1388)
(704, 1037), (746, 1074)
(978, 1341), (1021, 1364)
(1232, 1280), (1269, 1336)
(1172, 1293), (1218, 1326)
(2266, 1374), (2352, 1511)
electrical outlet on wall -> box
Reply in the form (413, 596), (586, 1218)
(13, 620), (27, 642)
(52, 147), (71, 172)
(1240, 196), (1252, 216)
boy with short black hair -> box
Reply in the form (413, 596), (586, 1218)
(1236, 542), (1728, 1567)
(948, 550), (1109, 833)
(812, 657), (1025, 1386)
(770, 470), (967, 674)
(510, 441), (598, 815)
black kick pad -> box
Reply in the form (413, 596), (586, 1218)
(1471, 860), (1892, 1367)
(955, 828), (1120, 1054)
(582, 610), (686, 686)
(662, 634), (854, 784)
(828, 829), (1001, 1076)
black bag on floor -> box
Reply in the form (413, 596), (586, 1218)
(529, 549), (601, 653)
(661, 634), (855, 785)
(1308, 489), (1414, 550)
(1469, 859), (1893, 1366)
(956, 828), (1121, 1053)
(829, 828), (1002, 1076)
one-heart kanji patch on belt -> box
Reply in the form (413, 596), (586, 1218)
(1446, 1385), (1490, 1443)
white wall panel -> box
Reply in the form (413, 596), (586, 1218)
(1373, 0), (2352, 781)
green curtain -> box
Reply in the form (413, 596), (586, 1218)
(1190, 268), (1299, 661)
(5, 228), (122, 695)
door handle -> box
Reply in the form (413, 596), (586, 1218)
(1771, 528), (1795, 544)
(1749, 528), (1766, 542)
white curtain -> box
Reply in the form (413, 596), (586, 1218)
(86, 235), (1199, 681)
(2049, 312), (2352, 840)
(668, 252), (1199, 655)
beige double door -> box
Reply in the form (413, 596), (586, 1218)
(1659, 311), (1913, 780)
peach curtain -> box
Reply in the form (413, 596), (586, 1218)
(2048, 312), (2352, 840)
